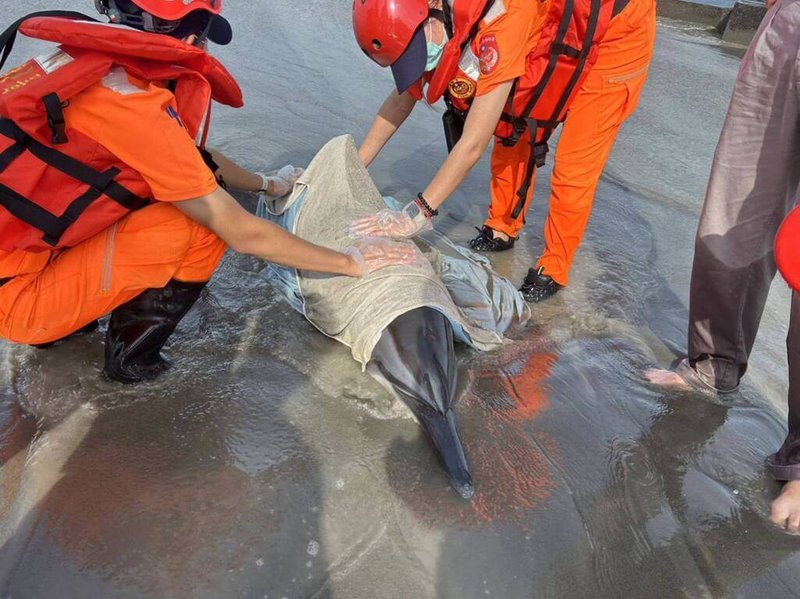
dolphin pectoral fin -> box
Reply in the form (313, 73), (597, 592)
(368, 307), (474, 499)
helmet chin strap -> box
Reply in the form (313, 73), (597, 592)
(428, 8), (453, 38)
(194, 14), (214, 45)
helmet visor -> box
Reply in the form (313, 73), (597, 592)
(389, 26), (427, 94)
(171, 10), (232, 45)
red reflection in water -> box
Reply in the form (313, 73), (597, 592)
(390, 346), (561, 526)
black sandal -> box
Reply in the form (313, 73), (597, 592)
(519, 267), (563, 303)
(468, 226), (516, 252)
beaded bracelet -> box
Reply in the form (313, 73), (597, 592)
(416, 192), (439, 219)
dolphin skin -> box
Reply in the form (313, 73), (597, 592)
(367, 307), (474, 499)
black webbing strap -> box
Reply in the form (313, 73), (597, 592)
(0, 181), (66, 244)
(499, 79), (524, 146)
(0, 167), (129, 247)
(441, 2), (455, 38)
(612, 0), (631, 17)
(44, 168), (121, 246)
(0, 11), (99, 73)
(197, 146), (227, 189)
(0, 118), (149, 246)
(507, 0), (604, 219)
(551, 43), (581, 59)
(0, 119), (148, 213)
(510, 125), (553, 220)
(511, 152), (537, 223)
(500, 111), (559, 130)
(500, 0), (573, 148)
(516, 0), (575, 127)
(546, 0), (603, 128)
(0, 139), (26, 173)
(42, 92), (67, 145)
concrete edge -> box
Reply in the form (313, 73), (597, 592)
(655, 0), (767, 46)
(657, 0), (731, 27)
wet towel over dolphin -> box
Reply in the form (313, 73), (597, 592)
(259, 135), (529, 366)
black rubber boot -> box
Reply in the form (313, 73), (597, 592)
(519, 266), (563, 303)
(103, 279), (206, 384)
(468, 226), (516, 252)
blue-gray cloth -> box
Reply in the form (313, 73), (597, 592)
(256, 135), (528, 365)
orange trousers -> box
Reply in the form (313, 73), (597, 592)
(0, 203), (226, 345)
(485, 0), (656, 286)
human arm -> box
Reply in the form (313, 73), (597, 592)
(205, 148), (262, 192)
(359, 89), (418, 167)
(176, 186), (414, 276)
(349, 81), (514, 238)
(419, 80), (513, 210)
(205, 148), (303, 197)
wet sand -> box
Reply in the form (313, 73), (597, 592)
(1, 3), (797, 598)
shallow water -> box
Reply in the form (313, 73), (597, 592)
(1, 3), (797, 598)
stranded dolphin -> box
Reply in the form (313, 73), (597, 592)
(368, 307), (473, 498)
(256, 135), (528, 499)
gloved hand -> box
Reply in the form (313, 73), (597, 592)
(343, 237), (420, 277)
(257, 165), (304, 197)
(347, 200), (433, 240)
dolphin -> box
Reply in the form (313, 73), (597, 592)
(254, 135), (526, 500)
(367, 306), (474, 499)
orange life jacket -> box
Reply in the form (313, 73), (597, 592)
(0, 12), (243, 253)
(430, 0), (618, 217)
(431, 0), (616, 140)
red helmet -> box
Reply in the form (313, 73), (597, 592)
(353, 0), (430, 93)
(120, 0), (223, 20)
(95, 0), (232, 44)
(776, 205), (800, 291)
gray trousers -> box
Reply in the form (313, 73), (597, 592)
(687, 0), (800, 480)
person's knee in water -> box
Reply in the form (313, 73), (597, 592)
(0, 0), (415, 383)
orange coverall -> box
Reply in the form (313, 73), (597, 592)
(486, 0), (656, 285)
(0, 71), (225, 345)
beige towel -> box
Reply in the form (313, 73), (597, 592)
(262, 135), (527, 367)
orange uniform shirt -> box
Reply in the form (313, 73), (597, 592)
(470, 0), (548, 97)
(0, 68), (218, 278)
(410, 0), (548, 102)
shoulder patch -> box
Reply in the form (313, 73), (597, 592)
(479, 34), (500, 75)
(449, 77), (476, 99)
